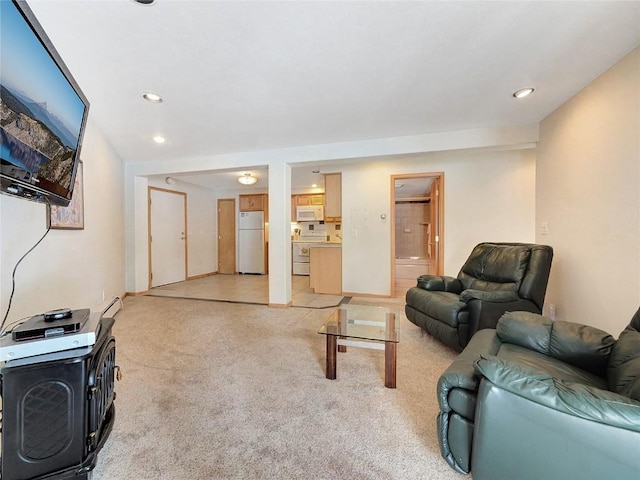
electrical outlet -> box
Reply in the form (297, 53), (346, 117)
(544, 303), (556, 320)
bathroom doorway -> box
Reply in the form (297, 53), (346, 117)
(390, 173), (444, 297)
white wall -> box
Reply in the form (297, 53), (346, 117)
(537, 47), (640, 334)
(135, 147), (535, 299)
(341, 148), (536, 295)
(0, 119), (125, 325)
(267, 163), (292, 306)
(125, 124), (539, 298)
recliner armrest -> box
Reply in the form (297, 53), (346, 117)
(475, 355), (640, 433)
(459, 289), (520, 303)
(417, 275), (462, 293)
(437, 329), (502, 412)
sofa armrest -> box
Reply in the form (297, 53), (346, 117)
(475, 355), (640, 433)
(436, 330), (502, 475)
(496, 311), (615, 377)
(459, 289), (520, 303)
(416, 275), (462, 293)
(437, 329), (502, 412)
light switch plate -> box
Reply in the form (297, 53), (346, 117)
(540, 221), (549, 235)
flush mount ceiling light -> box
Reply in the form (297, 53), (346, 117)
(153, 135), (166, 144)
(142, 92), (163, 103)
(237, 173), (258, 185)
(513, 87), (535, 99)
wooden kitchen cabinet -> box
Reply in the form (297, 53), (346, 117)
(295, 194), (324, 206)
(324, 173), (341, 221)
(309, 246), (342, 294)
(239, 194), (266, 212)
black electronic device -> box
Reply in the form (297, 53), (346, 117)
(0, 0), (90, 207)
(12, 308), (90, 341)
(44, 307), (73, 321)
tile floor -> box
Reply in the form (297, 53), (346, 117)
(147, 274), (346, 308)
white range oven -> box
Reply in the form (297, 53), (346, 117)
(292, 243), (311, 275)
(292, 232), (327, 275)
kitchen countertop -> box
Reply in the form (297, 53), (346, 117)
(292, 238), (341, 245)
(308, 242), (342, 247)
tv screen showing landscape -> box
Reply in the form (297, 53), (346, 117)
(0, 0), (89, 206)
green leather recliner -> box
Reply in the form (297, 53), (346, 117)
(436, 308), (640, 479)
(405, 242), (553, 352)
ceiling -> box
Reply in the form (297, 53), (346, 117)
(25, 0), (640, 190)
(394, 177), (435, 200)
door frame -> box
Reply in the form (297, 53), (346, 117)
(148, 186), (188, 289)
(390, 172), (444, 295)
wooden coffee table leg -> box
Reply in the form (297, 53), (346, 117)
(384, 341), (397, 388)
(326, 335), (337, 380)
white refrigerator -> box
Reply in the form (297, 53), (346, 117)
(238, 211), (265, 274)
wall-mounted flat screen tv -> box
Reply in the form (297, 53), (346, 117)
(0, 0), (89, 207)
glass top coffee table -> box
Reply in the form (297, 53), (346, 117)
(318, 304), (399, 388)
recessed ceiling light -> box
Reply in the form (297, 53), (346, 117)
(311, 184), (318, 188)
(143, 92), (163, 103)
(153, 135), (166, 144)
(513, 88), (535, 99)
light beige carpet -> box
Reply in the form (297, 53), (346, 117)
(92, 295), (464, 480)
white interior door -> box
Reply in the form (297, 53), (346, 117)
(150, 188), (187, 287)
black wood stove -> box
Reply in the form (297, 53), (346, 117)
(1, 316), (117, 480)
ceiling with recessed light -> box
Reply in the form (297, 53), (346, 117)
(24, 0), (640, 190)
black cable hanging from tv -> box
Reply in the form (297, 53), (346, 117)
(0, 198), (52, 336)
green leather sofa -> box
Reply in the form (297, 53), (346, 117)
(436, 308), (640, 480)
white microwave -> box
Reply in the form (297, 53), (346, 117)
(296, 205), (324, 222)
